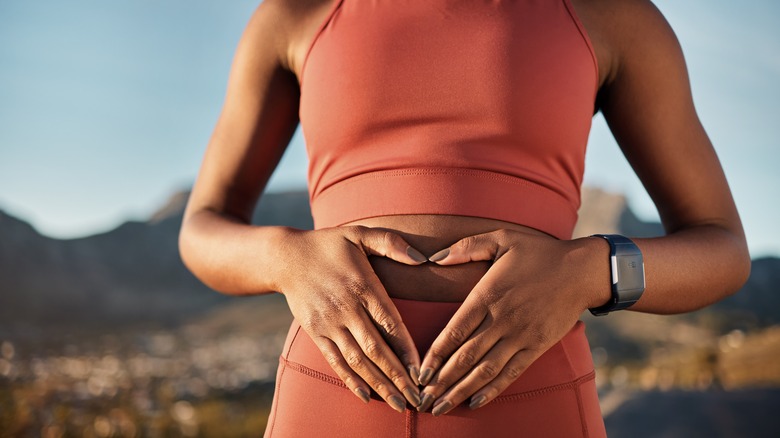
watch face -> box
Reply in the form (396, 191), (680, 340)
(617, 254), (645, 295)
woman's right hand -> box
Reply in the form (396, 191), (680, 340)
(275, 225), (427, 412)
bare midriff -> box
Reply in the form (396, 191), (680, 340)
(340, 215), (558, 303)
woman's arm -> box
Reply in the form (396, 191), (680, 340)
(178, 0), (423, 411)
(590, 0), (751, 313)
(413, 0), (750, 414)
(178, 0), (300, 295)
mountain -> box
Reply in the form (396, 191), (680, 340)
(0, 190), (312, 332)
(571, 187), (665, 238)
(709, 257), (780, 327)
(0, 187), (776, 335)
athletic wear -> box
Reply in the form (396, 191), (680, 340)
(267, 0), (607, 436)
(299, 0), (599, 239)
(265, 298), (606, 437)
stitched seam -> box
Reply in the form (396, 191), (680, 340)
(299, 0), (345, 89)
(560, 0), (600, 98)
(405, 409), (416, 438)
(561, 321), (591, 437)
(491, 370), (596, 404)
(267, 356), (287, 437)
(282, 356), (349, 389)
(575, 383), (589, 438)
(315, 168), (576, 214)
(283, 324), (302, 359)
(559, 323), (580, 383)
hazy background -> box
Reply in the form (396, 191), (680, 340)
(1, 0), (778, 437)
(0, 0), (778, 256)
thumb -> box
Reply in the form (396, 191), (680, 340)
(428, 231), (509, 265)
(352, 226), (428, 265)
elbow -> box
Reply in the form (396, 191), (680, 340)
(730, 251), (752, 297)
(723, 237), (752, 298)
(177, 210), (212, 289)
(177, 215), (198, 278)
(177, 220), (225, 295)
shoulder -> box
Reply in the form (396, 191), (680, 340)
(596, 0), (679, 55)
(244, 0), (337, 78)
(574, 0), (675, 43)
(580, 0), (681, 83)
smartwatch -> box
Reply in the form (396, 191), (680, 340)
(588, 234), (645, 316)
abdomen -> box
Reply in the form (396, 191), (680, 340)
(341, 214), (557, 302)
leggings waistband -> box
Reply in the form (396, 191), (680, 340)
(281, 297), (594, 396)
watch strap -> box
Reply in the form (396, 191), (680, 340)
(588, 234), (645, 316)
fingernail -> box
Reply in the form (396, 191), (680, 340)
(432, 400), (452, 417)
(388, 394), (406, 413)
(409, 365), (420, 386)
(418, 367), (434, 386)
(355, 387), (370, 404)
(403, 387), (421, 407)
(469, 394), (487, 410)
(406, 246), (428, 263)
(428, 248), (450, 262)
(417, 392), (435, 413)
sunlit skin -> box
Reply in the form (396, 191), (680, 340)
(179, 0), (750, 417)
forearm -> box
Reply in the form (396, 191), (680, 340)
(178, 208), (295, 296)
(580, 224), (751, 315)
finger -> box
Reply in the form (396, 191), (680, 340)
(349, 311), (421, 407)
(333, 330), (411, 413)
(466, 349), (538, 411)
(351, 226), (428, 265)
(349, 270), (423, 386)
(312, 336), (372, 404)
(428, 230), (511, 265)
(418, 297), (487, 387)
(430, 340), (527, 416)
(417, 320), (499, 412)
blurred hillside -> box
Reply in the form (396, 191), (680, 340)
(0, 191), (312, 332)
(1, 187), (778, 332)
(0, 187), (778, 437)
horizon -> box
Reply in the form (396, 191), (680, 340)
(1, 0), (778, 257)
(2, 185), (779, 263)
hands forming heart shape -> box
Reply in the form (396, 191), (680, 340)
(278, 226), (607, 415)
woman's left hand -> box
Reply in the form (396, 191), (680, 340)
(415, 229), (608, 415)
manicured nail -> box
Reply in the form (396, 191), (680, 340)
(355, 387), (370, 404)
(469, 394), (487, 410)
(432, 400), (452, 417)
(409, 365), (421, 386)
(418, 367), (434, 386)
(428, 248), (450, 262)
(403, 387), (421, 407)
(417, 392), (435, 413)
(388, 394), (406, 413)
(407, 246), (428, 263)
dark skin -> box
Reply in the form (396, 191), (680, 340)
(179, 0), (750, 416)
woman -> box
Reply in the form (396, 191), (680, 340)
(179, 0), (750, 436)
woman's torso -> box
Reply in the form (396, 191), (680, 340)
(283, 0), (612, 302)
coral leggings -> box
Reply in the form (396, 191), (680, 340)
(265, 297), (606, 437)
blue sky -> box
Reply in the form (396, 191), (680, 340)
(0, 0), (778, 257)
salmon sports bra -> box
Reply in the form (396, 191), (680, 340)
(298, 0), (599, 239)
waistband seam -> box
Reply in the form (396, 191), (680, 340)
(280, 355), (596, 402)
(314, 167), (575, 210)
(491, 369), (596, 404)
(281, 356), (349, 389)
